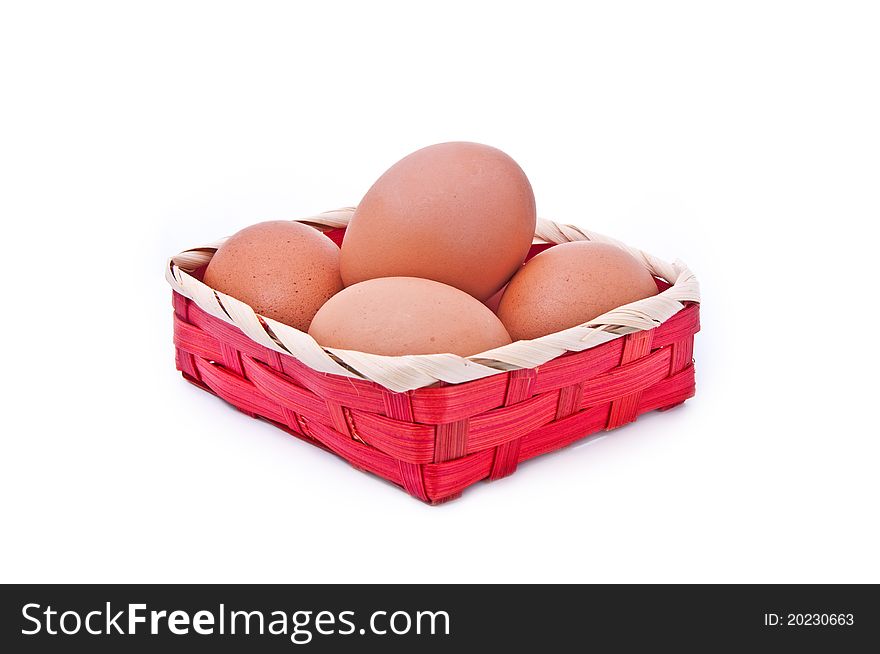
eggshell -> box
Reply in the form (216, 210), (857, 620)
(497, 241), (659, 340)
(340, 142), (536, 301)
(308, 277), (512, 356)
(203, 221), (343, 331)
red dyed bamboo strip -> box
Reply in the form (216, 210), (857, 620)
(607, 330), (655, 429)
(172, 288), (699, 503)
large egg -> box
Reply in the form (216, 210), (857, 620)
(340, 142), (537, 301)
(203, 221), (343, 331)
(308, 277), (512, 356)
(497, 241), (659, 340)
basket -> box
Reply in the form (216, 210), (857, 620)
(167, 208), (700, 503)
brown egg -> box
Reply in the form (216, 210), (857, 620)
(497, 241), (659, 340)
(340, 142), (536, 301)
(203, 221), (343, 331)
(308, 277), (512, 356)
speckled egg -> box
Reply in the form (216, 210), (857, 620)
(203, 221), (343, 331)
(497, 241), (659, 340)
(340, 142), (537, 301)
(308, 276), (512, 356)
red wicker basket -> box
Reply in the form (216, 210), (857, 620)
(168, 209), (700, 503)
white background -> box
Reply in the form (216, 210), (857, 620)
(2, 1), (878, 583)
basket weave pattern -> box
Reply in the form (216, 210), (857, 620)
(172, 254), (699, 502)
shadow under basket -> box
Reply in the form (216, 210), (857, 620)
(171, 260), (699, 504)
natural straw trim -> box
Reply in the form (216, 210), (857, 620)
(166, 208), (700, 392)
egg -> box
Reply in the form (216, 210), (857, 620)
(497, 241), (659, 340)
(203, 221), (343, 331)
(340, 142), (536, 301)
(308, 277), (512, 356)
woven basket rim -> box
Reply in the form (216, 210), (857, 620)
(166, 208), (700, 392)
